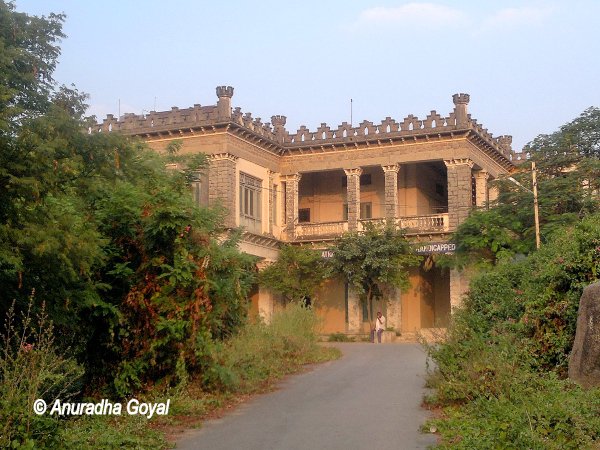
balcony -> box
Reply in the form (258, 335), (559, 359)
(295, 221), (349, 239)
(293, 213), (449, 240)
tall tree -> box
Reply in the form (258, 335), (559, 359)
(453, 107), (600, 264)
(330, 222), (421, 329)
(0, 1), (259, 395)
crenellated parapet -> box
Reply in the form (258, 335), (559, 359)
(92, 87), (514, 166)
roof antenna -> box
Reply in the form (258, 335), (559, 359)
(350, 98), (353, 127)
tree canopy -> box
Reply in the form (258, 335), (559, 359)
(329, 222), (421, 326)
(453, 107), (600, 265)
(0, 0), (258, 396)
(259, 244), (330, 304)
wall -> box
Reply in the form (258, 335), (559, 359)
(314, 278), (347, 334)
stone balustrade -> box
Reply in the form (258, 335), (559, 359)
(295, 221), (349, 239)
(293, 213), (449, 240)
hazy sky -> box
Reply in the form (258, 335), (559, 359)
(16, 1), (600, 152)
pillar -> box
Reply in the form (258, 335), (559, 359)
(382, 164), (400, 219)
(444, 158), (474, 230)
(281, 173), (301, 239)
(344, 168), (362, 231)
(489, 183), (499, 204)
(474, 170), (489, 208)
(385, 288), (402, 332)
(347, 288), (361, 333)
(258, 286), (274, 324)
(450, 269), (470, 311)
(268, 170), (275, 234)
(208, 153), (238, 227)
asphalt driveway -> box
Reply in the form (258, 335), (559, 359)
(176, 342), (437, 450)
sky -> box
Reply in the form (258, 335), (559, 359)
(16, 0), (600, 153)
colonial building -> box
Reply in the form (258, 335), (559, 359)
(96, 86), (516, 334)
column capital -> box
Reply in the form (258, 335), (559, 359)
(209, 152), (238, 163)
(280, 173), (302, 183)
(444, 158), (474, 169)
(344, 167), (363, 177)
(382, 163), (400, 174)
(474, 169), (489, 180)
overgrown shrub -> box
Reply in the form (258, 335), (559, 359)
(211, 303), (332, 393)
(0, 297), (84, 449)
(425, 215), (600, 447)
(328, 332), (354, 342)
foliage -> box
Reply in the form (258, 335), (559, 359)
(0, 1), (65, 129)
(330, 221), (421, 326)
(0, 296), (84, 449)
(328, 332), (354, 342)
(428, 341), (600, 448)
(214, 302), (339, 393)
(59, 415), (168, 450)
(452, 107), (600, 264)
(0, 0), (259, 399)
(259, 244), (331, 304)
(425, 214), (600, 448)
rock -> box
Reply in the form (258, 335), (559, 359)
(568, 282), (600, 388)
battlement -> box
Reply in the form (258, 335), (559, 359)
(452, 93), (470, 105)
(92, 87), (514, 162)
(216, 85), (234, 98)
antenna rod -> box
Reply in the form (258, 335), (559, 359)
(350, 98), (353, 127)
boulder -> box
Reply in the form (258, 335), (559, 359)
(568, 282), (600, 388)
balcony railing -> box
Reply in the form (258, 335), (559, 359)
(295, 221), (348, 239)
(398, 213), (449, 232)
(358, 214), (448, 233)
(293, 213), (449, 240)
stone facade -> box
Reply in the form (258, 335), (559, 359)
(382, 164), (400, 219)
(344, 168), (362, 231)
(445, 159), (475, 230)
(94, 86), (515, 333)
(208, 153), (237, 228)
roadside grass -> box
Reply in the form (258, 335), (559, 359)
(57, 304), (341, 449)
(422, 305), (600, 449)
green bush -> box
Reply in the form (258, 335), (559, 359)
(328, 332), (354, 342)
(425, 215), (600, 447)
(0, 298), (84, 449)
(213, 303), (336, 393)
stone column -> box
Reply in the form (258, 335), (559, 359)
(268, 170), (275, 234)
(385, 288), (402, 332)
(382, 164), (400, 220)
(450, 269), (470, 311)
(208, 153), (238, 227)
(281, 173), (301, 239)
(474, 170), (489, 208)
(444, 159), (474, 230)
(344, 168), (362, 231)
(258, 286), (274, 324)
(347, 287), (361, 333)
(489, 183), (499, 204)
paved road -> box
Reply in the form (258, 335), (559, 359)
(176, 343), (437, 450)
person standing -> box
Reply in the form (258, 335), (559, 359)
(371, 311), (386, 343)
